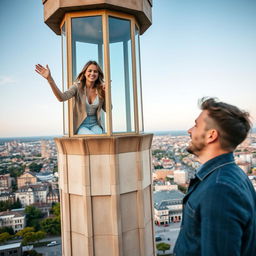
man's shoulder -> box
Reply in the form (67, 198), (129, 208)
(207, 163), (254, 198)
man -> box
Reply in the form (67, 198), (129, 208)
(174, 97), (256, 256)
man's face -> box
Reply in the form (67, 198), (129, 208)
(187, 110), (209, 156)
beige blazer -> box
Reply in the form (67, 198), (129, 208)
(58, 81), (105, 134)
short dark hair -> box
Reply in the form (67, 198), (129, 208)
(200, 97), (251, 151)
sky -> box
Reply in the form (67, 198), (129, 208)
(0, 0), (256, 137)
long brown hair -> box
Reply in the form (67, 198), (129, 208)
(76, 60), (105, 100)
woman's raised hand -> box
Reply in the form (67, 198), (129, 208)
(35, 64), (51, 80)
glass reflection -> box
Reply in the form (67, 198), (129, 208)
(71, 16), (106, 134)
(135, 25), (144, 132)
(61, 23), (69, 135)
(109, 17), (135, 133)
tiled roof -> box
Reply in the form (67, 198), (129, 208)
(153, 190), (185, 210)
(0, 211), (25, 218)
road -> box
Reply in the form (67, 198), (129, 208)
(33, 237), (62, 256)
(154, 222), (181, 254)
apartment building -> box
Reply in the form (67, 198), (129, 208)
(153, 190), (184, 225)
(0, 211), (26, 232)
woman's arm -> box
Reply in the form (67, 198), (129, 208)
(35, 64), (77, 101)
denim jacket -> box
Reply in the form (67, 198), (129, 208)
(174, 153), (256, 256)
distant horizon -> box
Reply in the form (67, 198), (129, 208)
(0, 127), (256, 141)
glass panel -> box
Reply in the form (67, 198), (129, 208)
(109, 17), (135, 133)
(71, 16), (106, 134)
(61, 23), (69, 135)
(135, 25), (144, 132)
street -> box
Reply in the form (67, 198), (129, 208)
(155, 222), (181, 254)
(34, 237), (62, 256)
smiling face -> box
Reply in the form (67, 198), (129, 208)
(84, 64), (99, 83)
(187, 110), (209, 156)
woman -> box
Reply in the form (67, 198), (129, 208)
(35, 61), (106, 134)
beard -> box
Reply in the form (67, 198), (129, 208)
(186, 134), (206, 156)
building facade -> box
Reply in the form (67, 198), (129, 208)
(0, 174), (12, 191)
(173, 170), (188, 184)
(17, 169), (37, 189)
(153, 190), (184, 225)
(0, 211), (26, 233)
(15, 184), (49, 207)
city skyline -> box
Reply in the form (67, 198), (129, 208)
(1, 0), (256, 137)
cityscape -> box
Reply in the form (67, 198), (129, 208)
(0, 131), (255, 255)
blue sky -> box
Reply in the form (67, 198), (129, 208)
(0, 0), (256, 137)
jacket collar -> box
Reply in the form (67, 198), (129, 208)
(196, 152), (235, 181)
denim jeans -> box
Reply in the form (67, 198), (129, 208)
(77, 115), (103, 135)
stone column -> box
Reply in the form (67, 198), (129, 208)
(55, 134), (155, 256)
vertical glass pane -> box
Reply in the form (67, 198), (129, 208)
(61, 23), (68, 135)
(109, 17), (135, 133)
(135, 25), (144, 132)
(71, 16), (106, 134)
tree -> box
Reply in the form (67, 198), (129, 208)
(178, 184), (188, 194)
(22, 232), (37, 245)
(0, 232), (12, 244)
(156, 242), (171, 255)
(40, 217), (61, 235)
(16, 228), (45, 246)
(52, 203), (60, 217)
(25, 206), (43, 230)
(8, 166), (24, 178)
(0, 226), (14, 235)
(34, 231), (46, 243)
(0, 199), (22, 212)
(28, 163), (43, 173)
(15, 227), (35, 238)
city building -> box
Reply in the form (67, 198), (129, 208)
(154, 184), (178, 191)
(17, 168), (37, 189)
(153, 169), (173, 181)
(0, 243), (22, 256)
(0, 174), (12, 191)
(237, 162), (251, 174)
(15, 184), (49, 207)
(41, 140), (50, 158)
(0, 192), (15, 203)
(0, 211), (26, 232)
(46, 187), (59, 204)
(153, 190), (184, 225)
(173, 170), (188, 185)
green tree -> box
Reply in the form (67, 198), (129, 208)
(155, 165), (164, 169)
(52, 165), (58, 174)
(12, 198), (22, 209)
(156, 242), (171, 255)
(0, 226), (14, 235)
(25, 206), (43, 230)
(15, 227), (35, 238)
(34, 231), (46, 243)
(52, 203), (60, 217)
(0, 200), (12, 211)
(0, 232), (12, 244)
(178, 184), (188, 194)
(28, 163), (43, 173)
(0, 199), (22, 212)
(8, 166), (24, 178)
(40, 217), (61, 235)
(22, 232), (37, 245)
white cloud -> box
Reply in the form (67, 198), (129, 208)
(0, 76), (16, 85)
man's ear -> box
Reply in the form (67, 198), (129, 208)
(207, 129), (218, 143)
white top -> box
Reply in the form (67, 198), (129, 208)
(86, 95), (99, 116)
